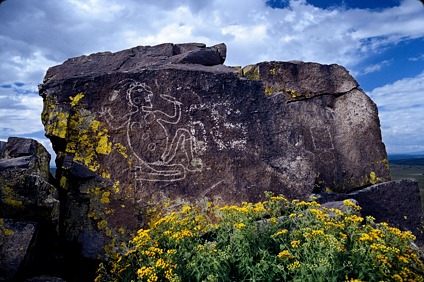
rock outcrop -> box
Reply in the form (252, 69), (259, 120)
(0, 137), (59, 228)
(0, 219), (37, 281)
(38, 42), (390, 259)
(318, 179), (424, 243)
(0, 137), (59, 281)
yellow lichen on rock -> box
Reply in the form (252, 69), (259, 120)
(1, 186), (23, 208)
(240, 65), (260, 80)
(114, 143), (128, 159)
(96, 130), (112, 155)
(69, 92), (85, 107)
(0, 219), (15, 236)
(100, 192), (111, 204)
(113, 181), (120, 193)
(63, 98), (115, 172)
(46, 110), (69, 139)
(370, 171), (378, 185)
(41, 96), (70, 139)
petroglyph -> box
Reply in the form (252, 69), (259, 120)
(101, 80), (203, 182)
(127, 82), (203, 182)
(310, 126), (334, 150)
(209, 102), (247, 151)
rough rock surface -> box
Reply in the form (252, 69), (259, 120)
(0, 137), (59, 230)
(0, 137), (62, 281)
(0, 219), (38, 281)
(318, 179), (424, 244)
(39, 42), (390, 258)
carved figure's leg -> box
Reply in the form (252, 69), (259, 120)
(162, 128), (202, 172)
(134, 163), (186, 182)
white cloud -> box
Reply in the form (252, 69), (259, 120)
(67, 0), (124, 19)
(409, 54), (424, 61)
(2, 0), (423, 74)
(369, 71), (424, 153)
(0, 90), (43, 137)
(363, 60), (392, 74)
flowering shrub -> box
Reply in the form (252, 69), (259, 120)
(96, 194), (424, 281)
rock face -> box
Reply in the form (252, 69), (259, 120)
(318, 179), (424, 244)
(39, 42), (390, 258)
(0, 137), (59, 281)
(0, 137), (58, 227)
(0, 219), (38, 281)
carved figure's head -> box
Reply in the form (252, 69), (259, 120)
(127, 82), (153, 109)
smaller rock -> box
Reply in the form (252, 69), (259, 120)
(0, 141), (6, 155)
(171, 43), (227, 65)
(0, 219), (38, 281)
(1, 137), (39, 158)
(0, 156), (34, 170)
(321, 198), (359, 214)
(0, 137), (59, 231)
(318, 180), (424, 244)
(172, 42), (206, 54)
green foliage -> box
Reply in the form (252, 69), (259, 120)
(96, 194), (424, 282)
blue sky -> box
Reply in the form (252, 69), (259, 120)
(0, 0), (423, 161)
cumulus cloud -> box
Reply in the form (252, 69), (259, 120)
(369, 71), (424, 153)
(0, 88), (43, 137)
(0, 0), (423, 155)
(363, 60), (392, 74)
(409, 54), (424, 61)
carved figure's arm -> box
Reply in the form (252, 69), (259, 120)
(98, 106), (131, 130)
(154, 94), (182, 124)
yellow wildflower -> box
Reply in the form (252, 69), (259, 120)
(167, 249), (177, 255)
(345, 215), (364, 223)
(181, 205), (191, 213)
(398, 255), (409, 264)
(312, 229), (325, 236)
(359, 233), (373, 242)
(171, 229), (193, 241)
(291, 240), (301, 248)
(270, 195), (288, 202)
(253, 202), (266, 213)
(287, 260), (301, 271)
(269, 217), (278, 224)
(343, 199), (361, 210)
(235, 222), (246, 229)
(277, 250), (294, 259)
(339, 232), (348, 240)
(392, 274), (403, 282)
(155, 258), (168, 269)
(273, 229), (288, 237)
(137, 266), (154, 279)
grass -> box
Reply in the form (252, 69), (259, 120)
(390, 164), (424, 210)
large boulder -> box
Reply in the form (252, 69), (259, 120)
(38, 42), (390, 258)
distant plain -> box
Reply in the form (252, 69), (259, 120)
(389, 155), (424, 210)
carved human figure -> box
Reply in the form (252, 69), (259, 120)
(100, 80), (202, 182)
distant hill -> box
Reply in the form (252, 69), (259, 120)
(388, 153), (424, 166)
(389, 158), (424, 166)
(388, 153), (424, 161)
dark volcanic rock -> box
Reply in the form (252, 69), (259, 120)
(0, 219), (38, 281)
(38, 42), (390, 258)
(318, 179), (424, 244)
(0, 137), (59, 230)
(0, 138), (62, 281)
